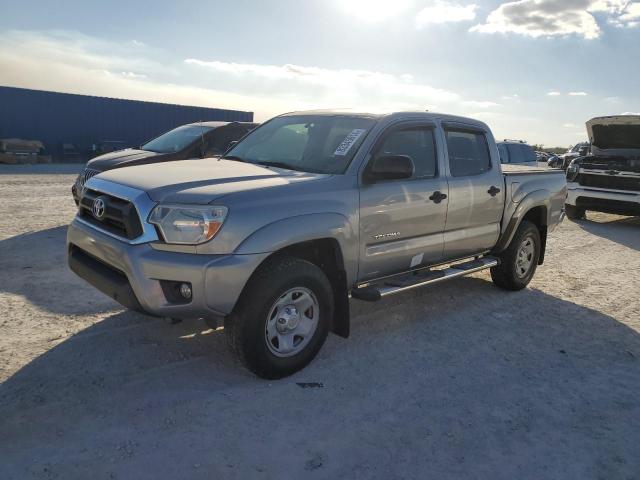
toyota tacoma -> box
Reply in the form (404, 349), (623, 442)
(67, 111), (566, 378)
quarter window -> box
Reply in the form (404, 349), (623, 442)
(375, 127), (437, 178)
(445, 130), (491, 177)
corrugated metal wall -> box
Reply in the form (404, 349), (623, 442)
(0, 86), (253, 160)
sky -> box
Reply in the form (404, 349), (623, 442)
(0, 0), (639, 147)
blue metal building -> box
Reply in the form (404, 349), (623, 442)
(0, 86), (253, 160)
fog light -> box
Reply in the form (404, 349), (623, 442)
(179, 283), (192, 299)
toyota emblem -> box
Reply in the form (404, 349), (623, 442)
(92, 197), (106, 219)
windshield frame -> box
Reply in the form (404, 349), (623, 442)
(141, 125), (215, 154)
(223, 114), (378, 175)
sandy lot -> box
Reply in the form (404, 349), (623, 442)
(1, 165), (639, 479)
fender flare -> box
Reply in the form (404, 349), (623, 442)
(235, 213), (357, 272)
(235, 213), (357, 338)
(493, 189), (551, 254)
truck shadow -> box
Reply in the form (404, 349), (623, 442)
(575, 214), (640, 251)
(0, 225), (120, 315)
(1, 276), (639, 478)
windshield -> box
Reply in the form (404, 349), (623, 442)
(225, 115), (377, 174)
(142, 125), (213, 154)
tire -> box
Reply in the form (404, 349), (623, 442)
(491, 220), (541, 291)
(225, 255), (333, 379)
(565, 204), (586, 221)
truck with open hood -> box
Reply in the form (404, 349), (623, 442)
(565, 115), (640, 219)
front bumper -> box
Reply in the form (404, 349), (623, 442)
(67, 218), (269, 319)
(566, 184), (640, 215)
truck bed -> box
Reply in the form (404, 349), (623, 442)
(501, 163), (564, 175)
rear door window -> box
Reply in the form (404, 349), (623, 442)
(445, 130), (492, 177)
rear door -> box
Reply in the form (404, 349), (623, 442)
(441, 126), (505, 260)
(358, 122), (448, 281)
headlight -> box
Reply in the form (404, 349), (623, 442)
(566, 162), (579, 182)
(149, 205), (228, 244)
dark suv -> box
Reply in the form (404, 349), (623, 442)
(497, 140), (538, 167)
(72, 121), (257, 204)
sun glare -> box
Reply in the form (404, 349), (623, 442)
(339, 0), (414, 22)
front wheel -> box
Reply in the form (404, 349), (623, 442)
(491, 220), (541, 291)
(225, 255), (333, 379)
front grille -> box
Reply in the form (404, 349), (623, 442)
(78, 189), (144, 240)
(77, 168), (101, 188)
(577, 173), (640, 192)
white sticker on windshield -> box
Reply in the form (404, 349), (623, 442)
(334, 129), (366, 156)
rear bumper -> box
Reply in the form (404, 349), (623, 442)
(67, 219), (269, 319)
(566, 184), (640, 216)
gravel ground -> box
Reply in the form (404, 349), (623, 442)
(1, 164), (639, 480)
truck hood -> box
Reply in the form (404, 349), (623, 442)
(87, 148), (164, 171)
(96, 159), (329, 204)
(587, 115), (640, 156)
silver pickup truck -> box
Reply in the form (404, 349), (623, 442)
(67, 111), (566, 378)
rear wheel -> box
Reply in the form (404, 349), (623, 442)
(491, 220), (541, 291)
(565, 204), (586, 220)
(225, 255), (333, 379)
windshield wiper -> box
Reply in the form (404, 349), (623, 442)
(220, 155), (248, 163)
(256, 161), (306, 172)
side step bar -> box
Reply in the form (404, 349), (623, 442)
(351, 257), (499, 302)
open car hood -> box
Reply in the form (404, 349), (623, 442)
(587, 115), (640, 156)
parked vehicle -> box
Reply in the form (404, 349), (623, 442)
(497, 140), (539, 166)
(559, 142), (590, 170)
(565, 115), (640, 219)
(71, 121), (258, 204)
(67, 111), (567, 378)
(547, 154), (563, 168)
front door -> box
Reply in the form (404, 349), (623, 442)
(358, 123), (448, 282)
(441, 127), (505, 260)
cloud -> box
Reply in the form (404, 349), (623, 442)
(568, 91), (588, 95)
(563, 123), (577, 127)
(0, 30), (500, 122)
(184, 58), (500, 112)
(613, 2), (640, 27)
(547, 91), (562, 96)
(416, 1), (478, 27)
(471, 0), (638, 39)
(461, 100), (501, 108)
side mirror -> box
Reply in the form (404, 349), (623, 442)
(365, 154), (414, 183)
(578, 146), (589, 156)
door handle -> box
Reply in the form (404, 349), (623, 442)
(488, 186), (501, 197)
(429, 191), (447, 204)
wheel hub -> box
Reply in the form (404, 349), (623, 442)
(265, 287), (320, 358)
(515, 236), (535, 278)
(276, 305), (300, 332)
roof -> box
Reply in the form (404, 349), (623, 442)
(185, 121), (258, 129)
(279, 109), (489, 128)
